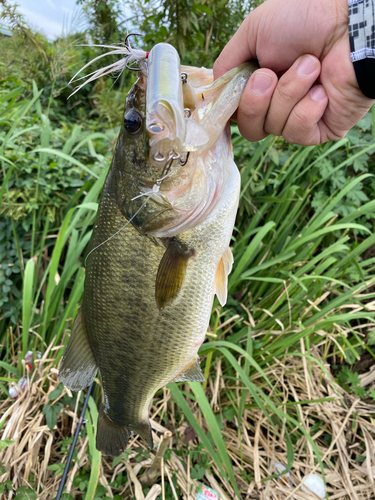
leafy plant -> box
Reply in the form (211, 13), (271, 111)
(337, 366), (366, 398)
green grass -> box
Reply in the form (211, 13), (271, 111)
(85, 397), (101, 500)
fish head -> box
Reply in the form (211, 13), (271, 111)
(112, 43), (257, 236)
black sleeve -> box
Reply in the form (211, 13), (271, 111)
(348, 0), (375, 99)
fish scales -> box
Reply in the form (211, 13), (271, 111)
(85, 151), (238, 422)
(59, 42), (258, 456)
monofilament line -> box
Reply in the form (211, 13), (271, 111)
(85, 195), (152, 265)
(85, 155), (176, 265)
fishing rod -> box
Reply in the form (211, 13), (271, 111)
(55, 382), (94, 500)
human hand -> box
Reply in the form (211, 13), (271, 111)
(213, 0), (375, 145)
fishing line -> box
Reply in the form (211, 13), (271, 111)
(131, 182), (161, 201)
(85, 195), (151, 265)
(85, 151), (180, 264)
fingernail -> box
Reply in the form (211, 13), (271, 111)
(297, 55), (318, 76)
(310, 86), (326, 101)
(250, 72), (273, 94)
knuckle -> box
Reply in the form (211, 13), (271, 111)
(282, 123), (308, 145)
(282, 106), (317, 144)
(305, 136), (321, 146)
(237, 114), (269, 142)
(264, 116), (284, 137)
(276, 79), (296, 102)
(291, 106), (311, 128)
(334, 129), (349, 140)
(238, 94), (268, 122)
(282, 129), (298, 144)
(241, 129), (269, 143)
(240, 106), (260, 121)
(282, 132), (307, 146)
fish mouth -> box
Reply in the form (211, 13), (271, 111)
(125, 54), (256, 238)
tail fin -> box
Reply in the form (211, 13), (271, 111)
(96, 408), (153, 457)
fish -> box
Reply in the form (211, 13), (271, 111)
(59, 42), (258, 457)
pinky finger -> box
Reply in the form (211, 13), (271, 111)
(281, 85), (328, 146)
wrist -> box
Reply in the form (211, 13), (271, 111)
(347, 0), (375, 98)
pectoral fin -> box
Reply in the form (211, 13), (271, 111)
(214, 247), (234, 307)
(155, 238), (195, 309)
(59, 307), (98, 391)
(171, 356), (205, 382)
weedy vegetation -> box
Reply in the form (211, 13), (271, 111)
(1, 1), (375, 499)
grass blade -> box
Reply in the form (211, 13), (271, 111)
(188, 382), (240, 497)
(22, 259), (35, 357)
(168, 383), (227, 479)
(84, 396), (101, 500)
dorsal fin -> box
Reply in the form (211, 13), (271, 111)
(214, 247), (234, 307)
(155, 238), (195, 309)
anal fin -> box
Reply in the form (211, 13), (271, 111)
(97, 409), (153, 457)
(59, 307), (98, 391)
(171, 356), (205, 382)
(155, 238), (195, 309)
(214, 247), (233, 307)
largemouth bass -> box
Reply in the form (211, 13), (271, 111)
(59, 42), (257, 457)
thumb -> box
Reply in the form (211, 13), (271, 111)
(213, 13), (258, 80)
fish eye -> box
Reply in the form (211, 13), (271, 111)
(124, 110), (142, 134)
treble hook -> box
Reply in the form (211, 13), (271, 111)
(179, 152), (190, 166)
(124, 33), (144, 71)
(159, 151), (179, 180)
(126, 61), (142, 71)
(124, 33), (143, 48)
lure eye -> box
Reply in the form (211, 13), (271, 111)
(148, 122), (164, 133)
(124, 110), (142, 134)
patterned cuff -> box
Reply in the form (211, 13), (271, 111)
(348, 0), (375, 98)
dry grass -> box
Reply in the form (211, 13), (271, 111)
(1, 338), (375, 500)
